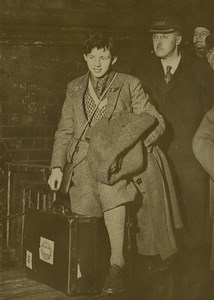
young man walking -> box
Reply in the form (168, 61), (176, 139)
(48, 31), (164, 295)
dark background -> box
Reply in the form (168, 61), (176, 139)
(0, 0), (213, 254)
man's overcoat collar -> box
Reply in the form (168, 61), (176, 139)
(152, 55), (185, 96)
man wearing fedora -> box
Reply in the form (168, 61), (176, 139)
(135, 6), (214, 300)
(48, 31), (165, 296)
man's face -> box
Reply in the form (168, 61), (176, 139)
(193, 27), (210, 49)
(152, 32), (181, 59)
(84, 47), (117, 78)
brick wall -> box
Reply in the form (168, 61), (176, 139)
(0, 41), (86, 167)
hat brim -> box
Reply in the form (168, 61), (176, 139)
(149, 28), (177, 33)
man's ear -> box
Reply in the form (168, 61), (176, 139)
(83, 54), (87, 62)
(112, 56), (118, 65)
(176, 34), (182, 46)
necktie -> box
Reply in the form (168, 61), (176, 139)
(165, 65), (173, 84)
(95, 80), (105, 97)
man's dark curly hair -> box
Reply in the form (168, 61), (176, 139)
(83, 31), (119, 57)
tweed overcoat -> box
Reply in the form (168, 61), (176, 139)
(50, 72), (164, 215)
(137, 53), (214, 248)
(51, 72), (163, 170)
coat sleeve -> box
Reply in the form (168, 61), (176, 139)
(130, 77), (165, 147)
(192, 106), (214, 180)
(50, 83), (75, 169)
(195, 59), (214, 112)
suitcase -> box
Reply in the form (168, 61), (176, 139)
(24, 209), (110, 296)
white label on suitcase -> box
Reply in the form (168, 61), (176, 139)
(26, 250), (32, 269)
(39, 237), (54, 265)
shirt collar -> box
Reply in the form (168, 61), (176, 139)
(161, 53), (181, 75)
(90, 72), (109, 87)
(89, 71), (116, 95)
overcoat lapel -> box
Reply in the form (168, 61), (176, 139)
(165, 57), (185, 92)
(104, 75), (123, 118)
(72, 72), (123, 124)
(151, 60), (166, 96)
(154, 57), (185, 103)
(72, 72), (89, 126)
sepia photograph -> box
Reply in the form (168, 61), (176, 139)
(0, 1), (214, 299)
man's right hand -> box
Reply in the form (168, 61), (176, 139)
(48, 168), (63, 191)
